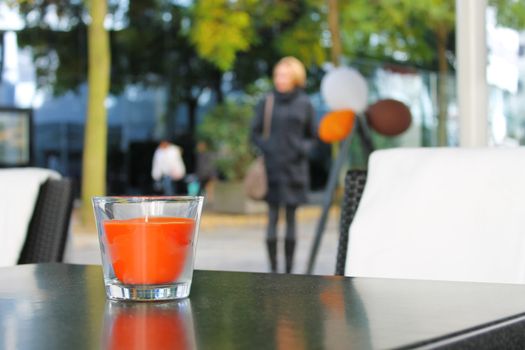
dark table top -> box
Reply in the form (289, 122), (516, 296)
(2, 264), (525, 349)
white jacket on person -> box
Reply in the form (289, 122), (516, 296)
(151, 144), (186, 181)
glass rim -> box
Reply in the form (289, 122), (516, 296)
(92, 196), (204, 204)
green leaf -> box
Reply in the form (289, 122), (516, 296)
(190, 0), (254, 71)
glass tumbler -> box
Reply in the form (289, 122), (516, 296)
(92, 196), (204, 301)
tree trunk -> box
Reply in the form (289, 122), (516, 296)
(213, 69), (224, 104)
(165, 84), (177, 141)
(188, 98), (198, 135)
(183, 97), (199, 174)
(0, 32), (4, 85)
(327, 0), (342, 67)
(328, 0), (343, 159)
(436, 25), (449, 146)
(81, 0), (110, 225)
(162, 23), (177, 141)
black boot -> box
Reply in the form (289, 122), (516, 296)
(285, 239), (296, 274)
(266, 238), (278, 273)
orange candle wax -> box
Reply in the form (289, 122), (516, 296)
(109, 307), (189, 350)
(104, 217), (195, 285)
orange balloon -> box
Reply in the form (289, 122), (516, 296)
(319, 109), (356, 143)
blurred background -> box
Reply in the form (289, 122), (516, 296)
(1, 0), (525, 274)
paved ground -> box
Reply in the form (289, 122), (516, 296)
(66, 205), (341, 276)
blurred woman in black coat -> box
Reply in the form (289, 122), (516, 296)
(250, 57), (317, 273)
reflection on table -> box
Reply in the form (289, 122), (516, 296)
(103, 299), (196, 350)
(1, 264), (525, 349)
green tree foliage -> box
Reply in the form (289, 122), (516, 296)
(111, 2), (223, 136)
(190, 0), (325, 71)
(274, 0), (327, 67)
(399, 0), (454, 146)
(10, 1), (88, 95)
(190, 0), (253, 71)
(490, 0), (525, 29)
(13, 1), (225, 139)
(338, 0), (454, 145)
(17, 26), (88, 95)
(339, 0), (524, 145)
(11, 0), (525, 186)
(340, 1), (434, 66)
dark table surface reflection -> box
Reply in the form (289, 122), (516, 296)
(2, 264), (525, 349)
(103, 300), (196, 350)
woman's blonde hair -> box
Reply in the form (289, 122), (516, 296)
(274, 56), (307, 88)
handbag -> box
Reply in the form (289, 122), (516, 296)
(244, 94), (274, 200)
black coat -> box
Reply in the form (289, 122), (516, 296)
(250, 89), (317, 206)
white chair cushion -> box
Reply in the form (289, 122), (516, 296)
(0, 168), (60, 266)
(345, 147), (525, 284)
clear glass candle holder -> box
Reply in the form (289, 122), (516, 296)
(92, 196), (204, 301)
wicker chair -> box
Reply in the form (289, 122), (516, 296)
(335, 170), (367, 276)
(17, 178), (74, 264)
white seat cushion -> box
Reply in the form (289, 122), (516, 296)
(0, 168), (60, 266)
(345, 147), (525, 284)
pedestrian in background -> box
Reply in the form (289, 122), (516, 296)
(151, 140), (186, 195)
(250, 57), (317, 273)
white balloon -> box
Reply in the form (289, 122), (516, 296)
(321, 66), (369, 113)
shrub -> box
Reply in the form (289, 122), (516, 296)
(197, 101), (256, 181)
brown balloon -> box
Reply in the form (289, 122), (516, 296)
(366, 99), (412, 136)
